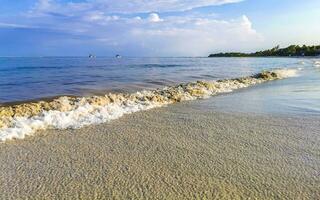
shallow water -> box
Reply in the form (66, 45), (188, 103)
(202, 66), (320, 116)
(0, 57), (319, 116)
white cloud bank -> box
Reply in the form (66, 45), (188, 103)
(6, 0), (263, 56)
(65, 13), (263, 56)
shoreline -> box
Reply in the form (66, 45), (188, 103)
(0, 69), (298, 141)
(1, 101), (319, 199)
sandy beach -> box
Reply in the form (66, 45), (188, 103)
(1, 99), (319, 199)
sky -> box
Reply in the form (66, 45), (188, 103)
(0, 0), (319, 56)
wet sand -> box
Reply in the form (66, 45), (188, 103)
(1, 100), (319, 199)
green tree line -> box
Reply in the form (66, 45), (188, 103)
(209, 45), (320, 57)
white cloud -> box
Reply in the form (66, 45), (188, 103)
(36, 0), (53, 10)
(84, 11), (105, 21)
(84, 11), (119, 23)
(148, 13), (163, 23)
(0, 22), (35, 29)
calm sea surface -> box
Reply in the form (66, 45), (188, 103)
(0, 57), (319, 116)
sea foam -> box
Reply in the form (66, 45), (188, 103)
(271, 69), (299, 78)
(0, 69), (298, 142)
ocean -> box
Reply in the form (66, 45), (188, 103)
(0, 57), (319, 141)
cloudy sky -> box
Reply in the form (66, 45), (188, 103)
(0, 0), (319, 56)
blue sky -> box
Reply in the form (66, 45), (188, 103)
(0, 0), (319, 56)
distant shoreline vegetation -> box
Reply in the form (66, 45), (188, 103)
(208, 45), (320, 57)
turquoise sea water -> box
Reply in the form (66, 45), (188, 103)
(0, 57), (319, 116)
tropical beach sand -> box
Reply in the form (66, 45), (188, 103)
(1, 99), (319, 199)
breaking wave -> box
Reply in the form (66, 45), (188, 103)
(0, 69), (298, 142)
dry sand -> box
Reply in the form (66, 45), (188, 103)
(1, 100), (319, 199)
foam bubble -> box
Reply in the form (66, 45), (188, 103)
(0, 69), (298, 142)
